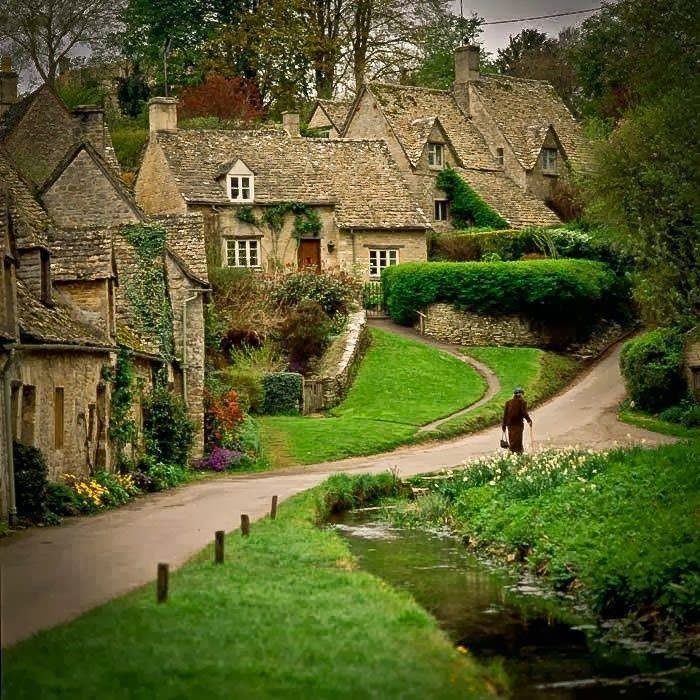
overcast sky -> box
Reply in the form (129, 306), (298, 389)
(450, 1), (601, 55)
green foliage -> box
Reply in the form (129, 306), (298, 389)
(134, 455), (189, 492)
(436, 168), (509, 229)
(121, 224), (174, 359)
(116, 66), (151, 118)
(659, 402), (700, 428)
(620, 329), (688, 411)
(13, 442), (48, 523)
(279, 299), (331, 371)
(221, 367), (264, 413)
(55, 81), (106, 111)
(382, 259), (625, 326)
(93, 471), (132, 507)
(106, 349), (137, 469)
(236, 202), (322, 240)
(110, 127), (148, 170)
(261, 372), (303, 415)
(143, 385), (195, 468)
(45, 482), (79, 517)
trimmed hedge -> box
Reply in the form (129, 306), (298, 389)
(262, 372), (303, 414)
(620, 329), (688, 412)
(13, 442), (49, 523)
(382, 259), (625, 326)
(436, 168), (509, 229)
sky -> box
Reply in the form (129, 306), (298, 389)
(450, 1), (601, 56)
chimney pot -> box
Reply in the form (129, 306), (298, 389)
(454, 45), (480, 84)
(282, 111), (300, 138)
(1, 55), (12, 73)
(148, 97), (178, 133)
(0, 55), (18, 116)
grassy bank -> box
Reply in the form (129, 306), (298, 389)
(397, 442), (699, 632)
(619, 405), (700, 440)
(4, 474), (503, 699)
(422, 347), (578, 440)
(259, 328), (486, 464)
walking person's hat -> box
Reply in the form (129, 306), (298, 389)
(514, 387), (524, 395)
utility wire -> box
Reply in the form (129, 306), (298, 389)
(483, 7), (602, 26)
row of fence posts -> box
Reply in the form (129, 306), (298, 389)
(156, 494), (279, 603)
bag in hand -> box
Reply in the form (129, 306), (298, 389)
(500, 430), (509, 449)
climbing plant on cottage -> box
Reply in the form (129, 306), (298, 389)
(437, 168), (509, 229)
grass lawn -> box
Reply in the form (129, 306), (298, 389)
(259, 328), (486, 464)
(618, 405), (700, 440)
(4, 475), (503, 699)
(422, 347), (579, 440)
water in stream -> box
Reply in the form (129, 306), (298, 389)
(334, 511), (699, 699)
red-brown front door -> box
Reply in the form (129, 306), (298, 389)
(297, 239), (321, 272)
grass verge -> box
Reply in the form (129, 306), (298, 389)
(398, 442), (699, 634)
(618, 405), (700, 440)
(4, 474), (503, 699)
(259, 328), (486, 464)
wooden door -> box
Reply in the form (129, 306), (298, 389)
(297, 239), (321, 272)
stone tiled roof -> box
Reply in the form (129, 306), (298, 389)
(472, 75), (591, 171)
(152, 214), (209, 285)
(155, 129), (428, 230)
(314, 99), (353, 132)
(456, 167), (561, 228)
(366, 83), (497, 170)
(49, 227), (115, 281)
(17, 280), (110, 346)
(0, 149), (50, 249)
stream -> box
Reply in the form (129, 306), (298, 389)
(333, 511), (699, 699)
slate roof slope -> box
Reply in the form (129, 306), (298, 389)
(366, 83), (497, 170)
(152, 214), (209, 285)
(155, 130), (428, 230)
(49, 227), (115, 281)
(314, 99), (353, 132)
(456, 167), (561, 229)
(0, 149), (50, 249)
(17, 280), (110, 346)
(472, 75), (591, 171)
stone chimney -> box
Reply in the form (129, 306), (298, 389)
(453, 45), (480, 115)
(282, 111), (300, 137)
(0, 55), (18, 117)
(73, 105), (106, 153)
(148, 96), (178, 133)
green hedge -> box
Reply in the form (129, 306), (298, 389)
(382, 259), (625, 326)
(262, 372), (303, 414)
(436, 168), (509, 229)
(620, 329), (688, 412)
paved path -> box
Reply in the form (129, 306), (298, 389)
(368, 319), (501, 432)
(0, 342), (674, 648)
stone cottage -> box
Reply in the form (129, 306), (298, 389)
(307, 99), (353, 138)
(339, 45), (588, 230)
(135, 99), (428, 280)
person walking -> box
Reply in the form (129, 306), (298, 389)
(502, 388), (532, 453)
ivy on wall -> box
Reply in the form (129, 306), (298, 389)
(104, 348), (137, 470)
(437, 168), (509, 230)
(121, 224), (175, 360)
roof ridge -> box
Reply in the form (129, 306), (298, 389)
(370, 81), (451, 95)
(479, 73), (554, 86)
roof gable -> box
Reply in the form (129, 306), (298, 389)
(310, 99), (352, 133)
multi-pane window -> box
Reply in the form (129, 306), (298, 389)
(427, 142), (444, 168)
(434, 200), (449, 221)
(542, 148), (558, 173)
(225, 238), (260, 268)
(369, 248), (398, 278)
(228, 175), (253, 201)
(496, 147), (504, 166)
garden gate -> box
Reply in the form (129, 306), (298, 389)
(361, 281), (387, 318)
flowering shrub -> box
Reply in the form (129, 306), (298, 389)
(61, 472), (142, 512)
(62, 474), (110, 512)
(205, 388), (245, 448)
(196, 446), (245, 472)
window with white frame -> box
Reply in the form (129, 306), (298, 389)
(369, 248), (398, 278)
(496, 147), (504, 166)
(434, 200), (449, 221)
(427, 142), (444, 168)
(228, 175), (253, 201)
(225, 238), (260, 268)
(542, 148), (558, 173)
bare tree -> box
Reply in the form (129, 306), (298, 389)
(0, 0), (123, 86)
(302, 0), (346, 99)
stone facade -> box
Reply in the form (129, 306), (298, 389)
(684, 328), (700, 401)
(134, 142), (188, 215)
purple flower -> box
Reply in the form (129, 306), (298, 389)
(197, 446), (244, 472)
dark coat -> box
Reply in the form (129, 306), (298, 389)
(502, 396), (532, 431)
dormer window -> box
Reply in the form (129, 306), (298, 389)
(427, 142), (444, 168)
(542, 148), (558, 174)
(496, 148), (504, 166)
(225, 159), (255, 202)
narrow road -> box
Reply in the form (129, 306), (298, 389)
(1, 342), (674, 648)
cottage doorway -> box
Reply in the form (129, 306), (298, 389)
(297, 239), (321, 272)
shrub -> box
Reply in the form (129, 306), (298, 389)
(61, 474), (108, 513)
(111, 127), (148, 170)
(196, 446), (246, 471)
(269, 269), (361, 317)
(205, 388), (245, 448)
(659, 401), (700, 427)
(620, 329), (687, 411)
(279, 299), (331, 371)
(46, 482), (78, 517)
(179, 73), (263, 122)
(134, 456), (189, 492)
(234, 415), (262, 455)
(221, 367), (264, 413)
(262, 372), (303, 414)
(436, 168), (509, 229)
(13, 442), (48, 523)
(382, 259), (625, 326)
(143, 385), (195, 468)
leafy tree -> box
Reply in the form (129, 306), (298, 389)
(179, 73), (263, 121)
(116, 63), (150, 118)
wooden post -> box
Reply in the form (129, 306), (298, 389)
(241, 513), (250, 536)
(270, 495), (278, 520)
(215, 530), (224, 564)
(157, 563), (169, 603)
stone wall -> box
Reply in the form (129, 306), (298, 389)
(525, 129), (560, 202)
(135, 141), (188, 215)
(0, 348), (9, 521)
(9, 348), (115, 480)
(684, 331), (700, 401)
(419, 303), (548, 347)
(41, 150), (139, 228)
(54, 279), (112, 338)
(303, 310), (370, 413)
(17, 249), (44, 299)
